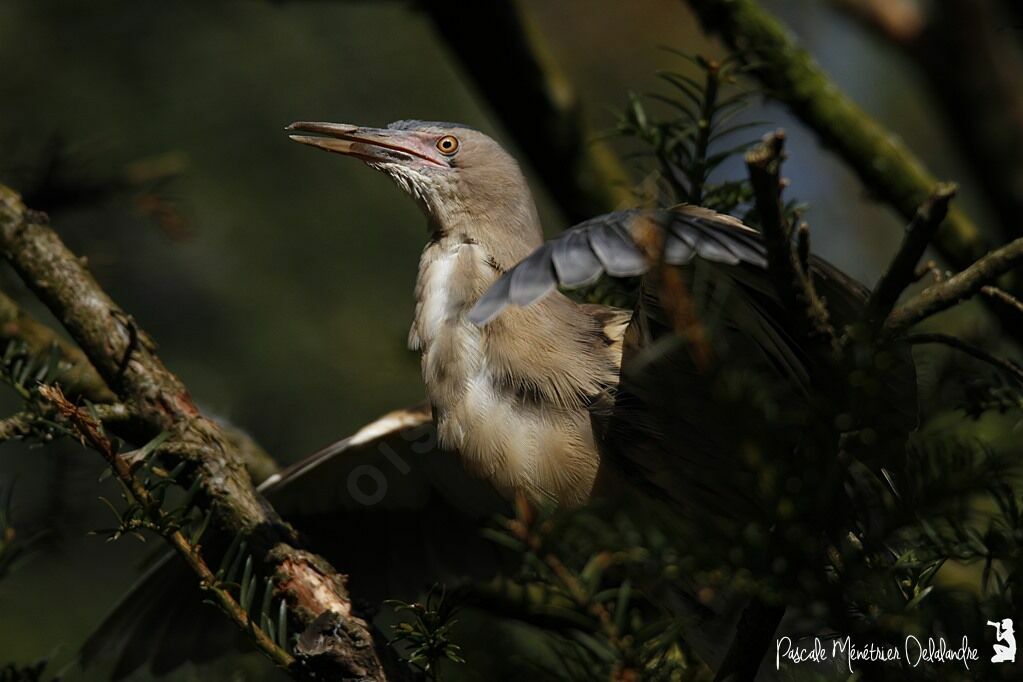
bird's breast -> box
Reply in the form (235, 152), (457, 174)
(410, 240), (600, 505)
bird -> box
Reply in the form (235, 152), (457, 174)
(282, 121), (916, 514)
(82, 120), (917, 679)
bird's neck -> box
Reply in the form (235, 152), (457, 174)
(426, 185), (545, 269)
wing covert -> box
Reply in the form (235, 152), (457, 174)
(469, 206), (768, 325)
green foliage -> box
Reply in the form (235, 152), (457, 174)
(387, 586), (465, 681)
(616, 52), (762, 214)
(578, 52), (773, 311)
(433, 51), (1020, 681)
(482, 365), (1023, 679)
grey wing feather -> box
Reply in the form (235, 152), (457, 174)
(586, 215), (648, 276)
(552, 227), (605, 287)
(468, 264), (514, 326)
(671, 213), (767, 267)
(469, 206), (768, 326)
(508, 244), (558, 306)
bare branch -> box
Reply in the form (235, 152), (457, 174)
(884, 238), (1023, 337)
(983, 285), (1023, 318)
(864, 183), (957, 329)
(0, 185), (388, 680)
(745, 131), (837, 351)
(904, 332), (1023, 385)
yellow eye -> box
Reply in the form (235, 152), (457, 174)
(436, 135), (459, 155)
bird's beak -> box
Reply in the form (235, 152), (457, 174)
(286, 121), (446, 167)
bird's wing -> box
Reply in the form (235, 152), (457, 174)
(81, 404), (510, 679)
(468, 205), (767, 325)
(471, 205), (917, 520)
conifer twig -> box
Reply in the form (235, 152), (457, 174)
(0, 286), (278, 483)
(0, 288), (114, 403)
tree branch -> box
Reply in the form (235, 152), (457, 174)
(0, 288), (114, 403)
(0, 286), (279, 484)
(883, 237), (1023, 337)
(39, 384), (294, 669)
(863, 183), (957, 329)
(0, 185), (388, 680)
(745, 130), (837, 351)
(838, 0), (1023, 248)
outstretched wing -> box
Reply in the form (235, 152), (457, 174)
(472, 204), (917, 522)
(469, 206), (768, 325)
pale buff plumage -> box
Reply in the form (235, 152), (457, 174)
(400, 129), (626, 505)
(288, 120), (628, 505)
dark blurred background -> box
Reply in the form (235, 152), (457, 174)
(0, 0), (1001, 679)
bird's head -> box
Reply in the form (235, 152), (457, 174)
(287, 120), (542, 260)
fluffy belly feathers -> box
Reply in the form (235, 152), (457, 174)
(412, 242), (599, 505)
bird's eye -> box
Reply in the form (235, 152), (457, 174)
(436, 135), (459, 155)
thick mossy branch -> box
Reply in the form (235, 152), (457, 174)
(838, 0), (1023, 248)
(683, 0), (986, 269)
(0, 185), (387, 681)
